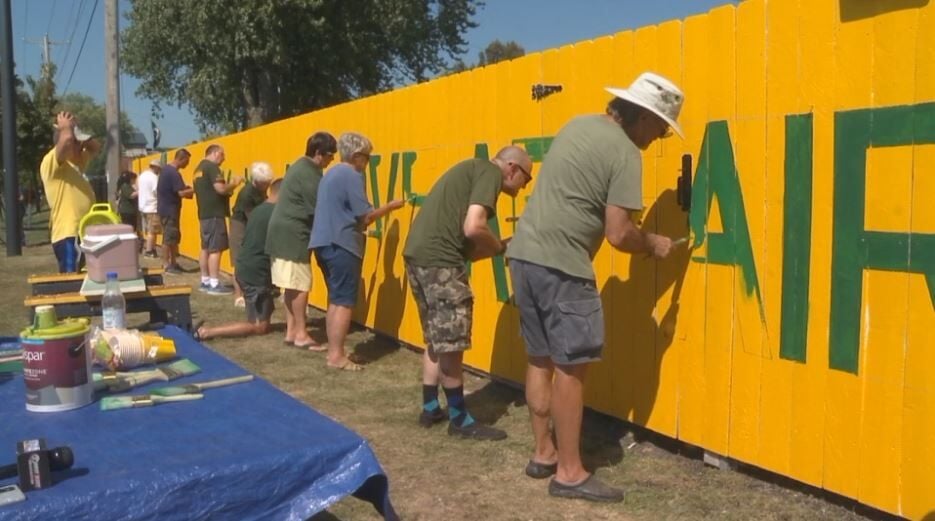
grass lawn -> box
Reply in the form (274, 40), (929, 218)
(0, 225), (891, 520)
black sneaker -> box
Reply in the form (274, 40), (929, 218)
(164, 265), (184, 275)
(447, 421), (507, 441)
(548, 474), (624, 503)
(418, 408), (446, 428)
(144, 250), (159, 258)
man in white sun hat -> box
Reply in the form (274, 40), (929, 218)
(506, 71), (684, 502)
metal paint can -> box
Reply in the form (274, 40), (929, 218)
(20, 306), (93, 412)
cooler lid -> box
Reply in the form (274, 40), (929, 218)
(85, 223), (135, 237)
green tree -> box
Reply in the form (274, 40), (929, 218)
(121, 0), (482, 133)
(477, 39), (525, 67)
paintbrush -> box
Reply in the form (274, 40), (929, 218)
(148, 374), (254, 396)
(99, 393), (204, 411)
(94, 359), (201, 392)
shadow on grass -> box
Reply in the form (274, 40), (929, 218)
(308, 511), (342, 521)
(464, 380), (522, 426)
(352, 332), (400, 365)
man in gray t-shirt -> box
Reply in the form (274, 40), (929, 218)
(506, 72), (684, 503)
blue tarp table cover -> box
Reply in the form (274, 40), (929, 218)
(0, 326), (396, 520)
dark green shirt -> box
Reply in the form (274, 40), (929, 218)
(193, 159), (230, 219)
(265, 157), (323, 262)
(117, 183), (137, 214)
(236, 201), (275, 287)
(403, 158), (501, 267)
(231, 182), (266, 223)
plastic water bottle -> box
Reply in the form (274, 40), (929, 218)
(101, 272), (126, 330)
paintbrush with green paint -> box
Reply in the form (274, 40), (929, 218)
(93, 358), (201, 392)
(100, 392), (204, 411)
(148, 374), (254, 396)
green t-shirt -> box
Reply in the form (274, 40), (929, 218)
(117, 182), (136, 214)
(236, 201), (275, 287)
(403, 158), (502, 267)
(193, 159), (230, 219)
(265, 157), (323, 262)
(506, 115), (643, 280)
(231, 182), (266, 223)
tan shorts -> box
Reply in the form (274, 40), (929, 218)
(229, 219), (246, 269)
(143, 213), (162, 234)
(271, 257), (312, 292)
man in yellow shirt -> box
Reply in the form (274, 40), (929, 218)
(39, 111), (100, 272)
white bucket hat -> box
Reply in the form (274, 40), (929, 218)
(605, 72), (684, 138)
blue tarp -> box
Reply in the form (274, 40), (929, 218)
(0, 326), (396, 520)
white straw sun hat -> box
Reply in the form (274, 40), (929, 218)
(605, 72), (684, 138)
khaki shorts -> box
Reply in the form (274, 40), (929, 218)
(405, 263), (473, 353)
(229, 218), (246, 269)
(143, 213), (162, 234)
(271, 257), (312, 292)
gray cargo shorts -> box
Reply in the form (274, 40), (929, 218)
(199, 217), (229, 252)
(509, 259), (604, 365)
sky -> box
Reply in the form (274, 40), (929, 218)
(10, 0), (738, 148)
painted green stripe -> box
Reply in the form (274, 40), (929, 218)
(779, 114), (813, 363)
(487, 216), (510, 303)
(829, 109), (870, 373)
(367, 154), (384, 239)
(387, 152), (400, 200)
(511, 137), (553, 162)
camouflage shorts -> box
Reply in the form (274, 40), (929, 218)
(406, 263), (473, 353)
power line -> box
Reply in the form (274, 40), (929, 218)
(55, 0), (84, 69)
(62, 0), (99, 95)
(56, 0), (88, 83)
(46, 0), (57, 35)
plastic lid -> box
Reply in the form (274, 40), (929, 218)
(21, 317), (91, 340)
(107, 272), (118, 279)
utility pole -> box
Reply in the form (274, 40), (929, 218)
(1, 0), (20, 255)
(23, 34), (68, 66)
(104, 0), (120, 204)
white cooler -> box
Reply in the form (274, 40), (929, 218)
(81, 224), (140, 283)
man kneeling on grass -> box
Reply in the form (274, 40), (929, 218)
(195, 171), (282, 341)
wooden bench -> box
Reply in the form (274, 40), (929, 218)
(27, 268), (166, 296)
(24, 283), (193, 331)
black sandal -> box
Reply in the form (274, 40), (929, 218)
(525, 460), (558, 479)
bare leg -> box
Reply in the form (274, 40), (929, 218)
(552, 363), (589, 485)
(289, 290), (314, 344)
(199, 249), (209, 279)
(208, 251), (222, 281)
(526, 356), (558, 465)
(437, 352), (464, 388)
(423, 347), (440, 386)
(325, 303), (356, 366)
(199, 320), (270, 340)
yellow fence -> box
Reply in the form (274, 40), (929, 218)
(139, 1), (935, 517)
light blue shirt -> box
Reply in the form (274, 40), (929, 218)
(309, 163), (373, 258)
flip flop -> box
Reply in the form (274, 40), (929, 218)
(327, 359), (364, 371)
(292, 339), (324, 351)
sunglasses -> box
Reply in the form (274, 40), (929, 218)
(511, 162), (532, 180)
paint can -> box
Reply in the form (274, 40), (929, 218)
(20, 306), (93, 412)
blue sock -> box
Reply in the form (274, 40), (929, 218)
(423, 384), (440, 412)
(443, 386), (474, 427)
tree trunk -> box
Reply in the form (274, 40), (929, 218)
(242, 65), (276, 129)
